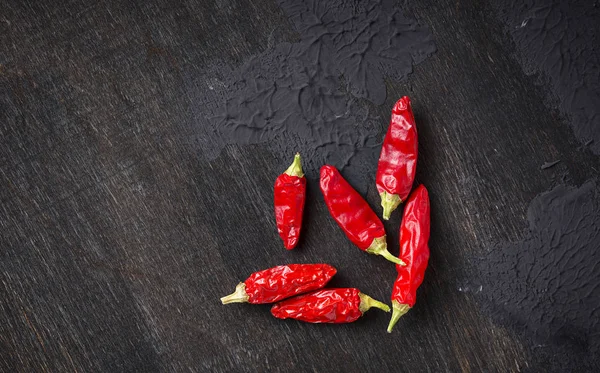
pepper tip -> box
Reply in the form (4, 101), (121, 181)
(283, 240), (297, 250)
(393, 96), (411, 112)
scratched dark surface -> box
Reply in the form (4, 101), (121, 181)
(1, 0), (599, 372)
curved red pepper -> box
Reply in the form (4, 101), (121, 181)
(376, 96), (418, 220)
(220, 264), (337, 304)
(274, 153), (306, 249)
(320, 165), (404, 265)
(387, 185), (430, 333)
(271, 288), (390, 323)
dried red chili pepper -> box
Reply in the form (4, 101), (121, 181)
(320, 165), (404, 265)
(376, 96), (418, 220)
(274, 153), (306, 250)
(271, 288), (390, 323)
(220, 264), (336, 304)
(387, 185), (430, 333)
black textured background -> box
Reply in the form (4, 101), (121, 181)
(1, 0), (599, 372)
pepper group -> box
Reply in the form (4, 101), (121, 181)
(221, 96), (430, 332)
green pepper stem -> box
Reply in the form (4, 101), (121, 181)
(284, 153), (304, 178)
(387, 300), (411, 333)
(220, 283), (249, 304)
(366, 236), (406, 266)
(358, 293), (391, 313)
(380, 191), (402, 220)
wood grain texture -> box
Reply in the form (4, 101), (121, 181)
(1, 0), (598, 372)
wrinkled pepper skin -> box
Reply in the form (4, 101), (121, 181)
(376, 96), (418, 220)
(271, 288), (390, 323)
(220, 264), (336, 305)
(320, 165), (404, 265)
(387, 185), (430, 333)
(274, 153), (306, 249)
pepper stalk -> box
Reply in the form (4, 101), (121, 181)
(365, 236), (406, 266)
(284, 153), (304, 178)
(220, 283), (249, 304)
(380, 191), (402, 221)
(358, 293), (391, 314)
(386, 300), (411, 333)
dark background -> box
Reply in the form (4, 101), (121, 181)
(1, 0), (599, 372)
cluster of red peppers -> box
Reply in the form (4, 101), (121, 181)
(222, 96), (430, 331)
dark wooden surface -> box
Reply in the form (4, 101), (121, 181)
(1, 0), (599, 372)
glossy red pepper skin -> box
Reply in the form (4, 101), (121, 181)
(274, 153), (306, 249)
(220, 264), (336, 305)
(376, 96), (418, 220)
(387, 185), (430, 333)
(271, 288), (390, 323)
(319, 165), (404, 265)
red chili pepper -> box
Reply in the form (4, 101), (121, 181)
(271, 288), (390, 323)
(220, 264), (336, 304)
(320, 165), (404, 265)
(387, 185), (430, 333)
(274, 153), (306, 249)
(376, 96), (418, 220)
